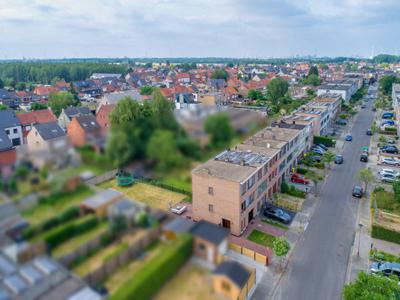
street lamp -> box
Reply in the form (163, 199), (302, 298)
(357, 223), (363, 257)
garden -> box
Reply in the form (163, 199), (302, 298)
(98, 180), (187, 210)
(247, 229), (276, 248)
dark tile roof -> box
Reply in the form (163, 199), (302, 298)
(190, 220), (229, 245)
(213, 261), (250, 288)
(34, 122), (65, 140)
(0, 130), (13, 151)
(0, 110), (21, 129)
(64, 106), (92, 118)
(75, 115), (100, 132)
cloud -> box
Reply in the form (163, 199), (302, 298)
(0, 0), (398, 58)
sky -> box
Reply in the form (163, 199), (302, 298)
(0, 0), (399, 59)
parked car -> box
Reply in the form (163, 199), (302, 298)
(361, 104), (366, 109)
(370, 262), (400, 279)
(312, 155), (322, 162)
(316, 144), (328, 151)
(312, 145), (326, 152)
(381, 173), (397, 183)
(171, 204), (187, 215)
(379, 168), (400, 177)
(382, 157), (400, 166)
(311, 148), (325, 155)
(337, 119), (347, 125)
(352, 185), (363, 198)
(382, 120), (395, 126)
(334, 155), (344, 164)
(360, 153), (368, 162)
(263, 207), (292, 224)
(291, 173), (310, 185)
(382, 112), (394, 119)
(345, 135), (353, 141)
(372, 107), (377, 112)
(380, 146), (399, 154)
(366, 129), (372, 136)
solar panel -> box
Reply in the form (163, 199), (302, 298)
(4, 274), (27, 295)
(20, 264), (43, 284)
(33, 257), (57, 275)
(0, 256), (16, 277)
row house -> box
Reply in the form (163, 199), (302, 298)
(192, 124), (311, 236)
(392, 83), (400, 133)
(17, 109), (57, 142)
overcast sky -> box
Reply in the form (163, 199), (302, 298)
(0, 0), (399, 59)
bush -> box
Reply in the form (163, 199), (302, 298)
(371, 225), (400, 244)
(111, 234), (193, 300)
(43, 216), (98, 249)
(313, 136), (336, 147)
(59, 206), (80, 223)
(296, 167), (308, 175)
(286, 186), (306, 199)
(373, 186), (385, 193)
(385, 127), (397, 133)
(314, 162), (325, 169)
(280, 181), (290, 193)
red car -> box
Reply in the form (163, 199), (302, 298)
(291, 173), (310, 185)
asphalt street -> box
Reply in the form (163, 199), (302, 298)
(272, 99), (375, 300)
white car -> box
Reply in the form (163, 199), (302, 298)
(381, 174), (397, 183)
(382, 157), (400, 166)
(379, 168), (400, 177)
(171, 205), (187, 215)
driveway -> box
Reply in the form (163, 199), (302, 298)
(267, 98), (375, 300)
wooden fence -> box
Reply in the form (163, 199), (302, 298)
(82, 227), (160, 286)
(85, 169), (117, 185)
(229, 243), (269, 266)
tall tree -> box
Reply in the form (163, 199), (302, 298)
(211, 69), (229, 81)
(48, 91), (76, 117)
(147, 130), (183, 172)
(379, 75), (400, 95)
(0, 78), (3, 89)
(322, 151), (336, 169)
(151, 89), (179, 133)
(30, 102), (48, 111)
(357, 168), (375, 197)
(343, 272), (400, 300)
(204, 113), (234, 147)
(308, 65), (319, 77)
(267, 77), (289, 105)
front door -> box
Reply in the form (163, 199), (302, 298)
(248, 209), (254, 222)
(222, 218), (231, 229)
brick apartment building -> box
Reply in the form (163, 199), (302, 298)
(192, 123), (312, 236)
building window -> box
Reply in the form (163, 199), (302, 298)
(5, 129), (9, 135)
(247, 175), (256, 189)
(240, 183), (247, 195)
(257, 169), (263, 181)
(199, 243), (206, 250)
(209, 204), (213, 212)
(13, 128), (17, 134)
(208, 187), (214, 195)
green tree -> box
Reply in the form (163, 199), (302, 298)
(306, 74), (322, 86)
(306, 171), (323, 195)
(48, 91), (76, 117)
(357, 168), (375, 197)
(248, 89), (262, 100)
(147, 130), (183, 172)
(343, 272), (400, 300)
(0, 104), (8, 110)
(15, 82), (26, 91)
(204, 113), (234, 147)
(211, 69), (229, 81)
(379, 75), (400, 95)
(322, 151), (336, 169)
(140, 86), (154, 95)
(106, 130), (136, 168)
(267, 77), (289, 105)
(151, 89), (179, 133)
(273, 237), (290, 270)
(392, 180), (400, 202)
(30, 102), (48, 111)
(308, 65), (319, 77)
(0, 78), (3, 89)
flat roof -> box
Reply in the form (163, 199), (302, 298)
(81, 189), (122, 209)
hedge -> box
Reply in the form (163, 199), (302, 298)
(371, 225), (400, 244)
(110, 234), (193, 300)
(43, 216), (98, 249)
(313, 136), (336, 147)
(23, 206), (81, 239)
(296, 167), (308, 175)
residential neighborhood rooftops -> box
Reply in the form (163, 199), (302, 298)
(75, 115), (101, 132)
(34, 122), (65, 140)
(214, 149), (269, 167)
(0, 131), (12, 152)
(64, 106), (92, 119)
(103, 90), (143, 105)
(0, 110), (20, 129)
(190, 220), (229, 245)
(81, 189), (122, 209)
(213, 260), (250, 288)
(17, 109), (56, 125)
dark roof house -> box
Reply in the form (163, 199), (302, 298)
(213, 260), (250, 288)
(190, 220), (229, 245)
(34, 122), (65, 140)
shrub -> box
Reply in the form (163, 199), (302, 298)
(373, 186), (385, 193)
(43, 216), (98, 249)
(385, 127), (397, 133)
(59, 206), (80, 223)
(371, 225), (400, 244)
(313, 136), (336, 147)
(296, 167), (308, 175)
(280, 181), (290, 193)
(314, 162), (325, 169)
(111, 234), (193, 300)
(286, 186), (306, 199)
(42, 218), (60, 231)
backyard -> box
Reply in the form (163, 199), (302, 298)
(154, 264), (219, 300)
(51, 222), (109, 258)
(73, 229), (147, 277)
(21, 185), (94, 225)
(98, 181), (186, 210)
(247, 229), (276, 248)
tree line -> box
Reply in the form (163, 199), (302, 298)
(0, 62), (127, 85)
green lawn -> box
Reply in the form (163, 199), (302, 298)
(22, 186), (94, 226)
(51, 222), (109, 258)
(374, 190), (400, 215)
(247, 229), (276, 247)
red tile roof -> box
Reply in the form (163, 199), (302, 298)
(17, 109), (57, 125)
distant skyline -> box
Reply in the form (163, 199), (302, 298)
(0, 0), (399, 59)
